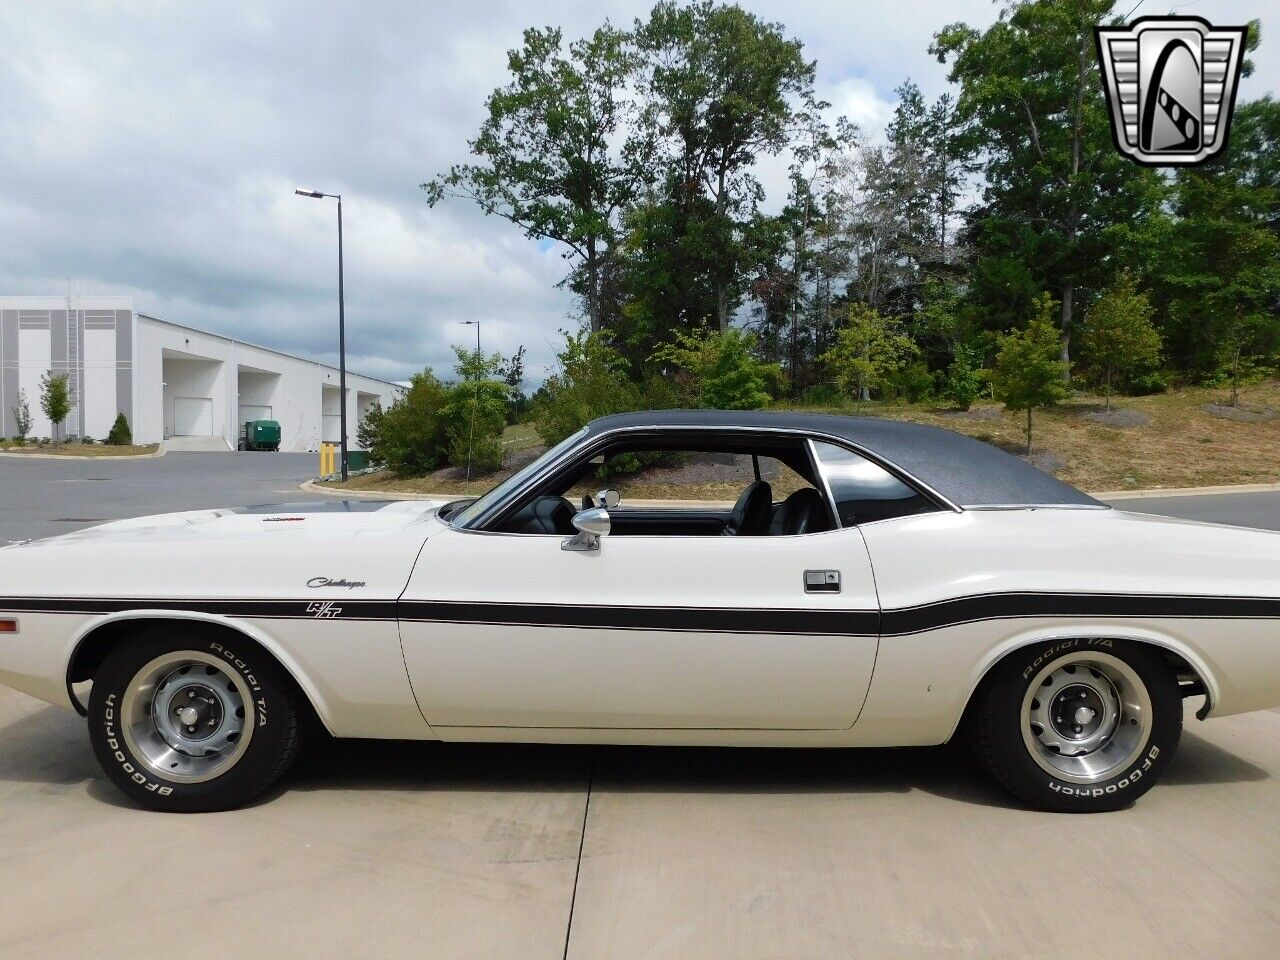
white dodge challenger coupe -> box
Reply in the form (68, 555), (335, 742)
(1, 410), (1278, 813)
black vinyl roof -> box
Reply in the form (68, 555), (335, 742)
(586, 410), (1100, 508)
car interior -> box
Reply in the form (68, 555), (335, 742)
(492, 433), (837, 537)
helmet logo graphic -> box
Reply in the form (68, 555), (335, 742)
(1095, 16), (1248, 167)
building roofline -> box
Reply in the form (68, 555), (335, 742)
(137, 312), (403, 390)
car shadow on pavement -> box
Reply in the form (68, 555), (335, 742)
(0, 705), (1267, 811)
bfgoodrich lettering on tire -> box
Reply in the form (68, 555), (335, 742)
(88, 624), (302, 812)
(968, 638), (1182, 812)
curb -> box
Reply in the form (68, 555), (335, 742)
(1094, 482), (1280, 500)
(299, 479), (440, 500)
(0, 446), (164, 461)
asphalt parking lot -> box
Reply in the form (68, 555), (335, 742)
(1, 453), (1279, 958)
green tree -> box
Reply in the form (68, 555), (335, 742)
(652, 328), (777, 409)
(932, 0), (1165, 375)
(635, 1), (818, 330)
(40, 372), (70, 444)
(499, 346), (528, 421)
(820, 303), (918, 402)
(942, 344), (985, 411)
(991, 295), (1070, 453)
(1079, 272), (1161, 411)
(1146, 154), (1280, 403)
(11, 388), (31, 441)
(424, 23), (647, 331)
(533, 330), (644, 447)
(106, 413), (132, 446)
(446, 346), (510, 478)
(362, 371), (451, 477)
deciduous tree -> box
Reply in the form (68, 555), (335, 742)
(40, 373), (70, 444)
(424, 24), (648, 332)
(820, 303), (918, 402)
(991, 294), (1070, 453)
(1079, 272), (1161, 411)
(932, 0), (1164, 375)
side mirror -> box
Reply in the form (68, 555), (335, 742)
(596, 488), (620, 509)
(562, 506), (610, 552)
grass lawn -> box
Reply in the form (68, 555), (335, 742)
(323, 381), (1280, 499)
(0, 443), (160, 457)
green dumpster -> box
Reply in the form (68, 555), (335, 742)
(346, 450), (370, 471)
(240, 420), (281, 452)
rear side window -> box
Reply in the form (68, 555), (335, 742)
(811, 441), (939, 526)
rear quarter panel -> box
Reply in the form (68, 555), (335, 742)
(851, 508), (1280, 747)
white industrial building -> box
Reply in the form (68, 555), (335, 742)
(0, 296), (403, 451)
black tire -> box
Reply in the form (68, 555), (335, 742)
(87, 625), (302, 812)
(968, 638), (1182, 812)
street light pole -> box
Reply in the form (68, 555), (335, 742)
(296, 187), (349, 481)
(460, 320), (480, 481)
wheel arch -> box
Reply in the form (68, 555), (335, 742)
(950, 625), (1218, 742)
(65, 612), (332, 734)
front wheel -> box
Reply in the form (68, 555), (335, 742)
(968, 639), (1182, 812)
(88, 626), (302, 812)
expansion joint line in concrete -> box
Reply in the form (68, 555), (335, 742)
(563, 753), (595, 960)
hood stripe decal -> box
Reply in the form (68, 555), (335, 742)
(2, 591), (1280, 637)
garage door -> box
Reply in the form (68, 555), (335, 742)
(239, 404), (272, 424)
(174, 397), (214, 436)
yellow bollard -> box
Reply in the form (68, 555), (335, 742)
(320, 442), (336, 477)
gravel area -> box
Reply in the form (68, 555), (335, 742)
(1084, 408), (1152, 428)
(1204, 403), (1277, 423)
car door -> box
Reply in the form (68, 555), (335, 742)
(398, 507), (882, 732)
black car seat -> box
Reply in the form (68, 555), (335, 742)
(769, 488), (832, 536)
(728, 480), (773, 536)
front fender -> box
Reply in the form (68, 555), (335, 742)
(63, 610), (339, 734)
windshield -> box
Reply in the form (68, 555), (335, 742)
(450, 428), (588, 529)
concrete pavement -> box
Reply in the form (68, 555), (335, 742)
(1, 688), (1277, 959)
(0, 451), (317, 542)
(1, 456), (1280, 957)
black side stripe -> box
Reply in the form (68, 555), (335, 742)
(397, 600), (881, 636)
(2, 592), (1279, 637)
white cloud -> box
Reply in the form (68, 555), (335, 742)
(0, 0), (1273, 383)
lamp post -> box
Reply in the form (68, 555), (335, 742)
(295, 187), (348, 481)
(459, 320), (481, 480)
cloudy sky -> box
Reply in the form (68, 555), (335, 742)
(1, 1), (1273, 384)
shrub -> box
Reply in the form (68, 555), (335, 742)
(106, 413), (132, 445)
(651, 328), (778, 410)
(1126, 368), (1168, 396)
(442, 379), (509, 475)
(798, 383), (843, 408)
(534, 330), (644, 447)
(942, 345), (986, 410)
(884, 361), (937, 404)
(361, 370), (451, 476)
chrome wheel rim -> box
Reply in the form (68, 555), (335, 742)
(121, 651), (253, 784)
(1020, 651), (1151, 784)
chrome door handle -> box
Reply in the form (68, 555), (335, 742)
(804, 570), (841, 593)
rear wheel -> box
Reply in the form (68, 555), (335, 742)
(87, 625), (301, 812)
(969, 639), (1182, 812)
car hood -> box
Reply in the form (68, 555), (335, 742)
(4, 500), (446, 548)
